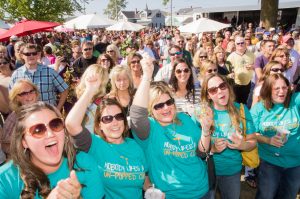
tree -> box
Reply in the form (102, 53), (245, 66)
(104, 0), (128, 20)
(0, 0), (89, 22)
(162, 0), (169, 6)
(260, 0), (278, 29)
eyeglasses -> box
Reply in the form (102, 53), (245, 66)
(207, 69), (218, 74)
(199, 56), (208, 59)
(271, 68), (285, 73)
(236, 42), (245, 45)
(107, 50), (115, 53)
(26, 118), (64, 139)
(277, 54), (288, 58)
(100, 113), (125, 124)
(17, 89), (36, 97)
(131, 60), (140, 64)
(207, 82), (228, 95)
(23, 52), (38, 56)
(175, 68), (190, 74)
(153, 98), (175, 110)
(0, 61), (8, 65)
(83, 48), (93, 51)
(170, 51), (182, 56)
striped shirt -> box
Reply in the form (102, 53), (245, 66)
(9, 64), (68, 105)
(174, 87), (201, 116)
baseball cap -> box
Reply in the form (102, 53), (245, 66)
(283, 35), (293, 43)
(10, 35), (18, 41)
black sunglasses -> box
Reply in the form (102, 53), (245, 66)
(26, 118), (64, 139)
(101, 113), (125, 124)
(175, 68), (190, 74)
(131, 60), (140, 64)
(0, 61), (8, 65)
(271, 68), (285, 73)
(153, 98), (175, 110)
(170, 51), (182, 56)
(207, 69), (218, 74)
(207, 82), (228, 95)
(23, 52), (38, 56)
(83, 48), (93, 51)
(17, 89), (36, 97)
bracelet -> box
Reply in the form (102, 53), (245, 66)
(202, 130), (211, 137)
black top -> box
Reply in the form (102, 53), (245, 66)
(72, 56), (97, 78)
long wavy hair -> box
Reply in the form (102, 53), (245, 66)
(201, 74), (241, 131)
(169, 58), (195, 103)
(109, 66), (135, 97)
(10, 102), (76, 199)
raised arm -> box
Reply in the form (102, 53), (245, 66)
(65, 74), (100, 136)
(130, 56), (154, 140)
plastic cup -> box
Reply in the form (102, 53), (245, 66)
(276, 128), (290, 144)
(144, 187), (164, 199)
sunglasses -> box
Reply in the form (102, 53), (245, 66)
(0, 61), (8, 65)
(207, 69), (218, 74)
(26, 118), (64, 139)
(17, 89), (36, 97)
(278, 54), (288, 58)
(131, 60), (140, 64)
(153, 98), (175, 110)
(170, 51), (182, 56)
(271, 68), (285, 73)
(176, 68), (190, 74)
(199, 56), (208, 59)
(207, 82), (228, 95)
(107, 50), (115, 53)
(236, 42), (245, 45)
(23, 52), (38, 56)
(100, 113), (125, 124)
(83, 48), (93, 51)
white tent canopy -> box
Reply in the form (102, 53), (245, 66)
(64, 14), (116, 29)
(106, 21), (145, 31)
(0, 20), (10, 29)
(178, 18), (231, 34)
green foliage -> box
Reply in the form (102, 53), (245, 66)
(0, 0), (89, 22)
(104, 0), (128, 20)
(162, 0), (170, 6)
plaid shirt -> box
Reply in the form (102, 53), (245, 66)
(9, 64), (68, 105)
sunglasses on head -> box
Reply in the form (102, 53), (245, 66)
(271, 68), (285, 73)
(0, 61), (8, 65)
(175, 68), (190, 74)
(170, 51), (182, 56)
(83, 48), (93, 51)
(131, 60), (141, 64)
(26, 118), (64, 139)
(100, 113), (125, 124)
(17, 89), (36, 97)
(207, 82), (228, 95)
(153, 98), (175, 110)
(207, 69), (218, 74)
(23, 52), (38, 56)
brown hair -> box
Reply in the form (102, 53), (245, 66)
(260, 61), (284, 82)
(260, 73), (291, 110)
(94, 98), (129, 140)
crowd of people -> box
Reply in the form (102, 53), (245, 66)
(0, 21), (299, 199)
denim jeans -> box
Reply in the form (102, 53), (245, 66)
(256, 159), (300, 199)
(210, 172), (241, 199)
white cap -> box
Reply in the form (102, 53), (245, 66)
(10, 35), (18, 41)
(269, 27), (275, 32)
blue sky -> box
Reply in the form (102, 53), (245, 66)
(81, 0), (291, 16)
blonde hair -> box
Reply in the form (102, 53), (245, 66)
(201, 74), (241, 131)
(193, 48), (207, 68)
(9, 79), (39, 111)
(199, 60), (216, 77)
(106, 44), (120, 62)
(109, 66), (135, 96)
(76, 64), (109, 100)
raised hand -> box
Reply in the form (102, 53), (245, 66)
(47, 170), (81, 199)
(85, 73), (101, 94)
(140, 54), (154, 79)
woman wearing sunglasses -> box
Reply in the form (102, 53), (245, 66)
(65, 74), (148, 199)
(2, 79), (39, 158)
(198, 60), (219, 86)
(270, 47), (291, 81)
(251, 74), (300, 199)
(0, 56), (13, 117)
(75, 64), (108, 133)
(0, 102), (104, 198)
(127, 52), (143, 89)
(169, 58), (200, 114)
(199, 74), (256, 199)
(96, 53), (115, 73)
(130, 55), (209, 199)
(252, 61), (285, 106)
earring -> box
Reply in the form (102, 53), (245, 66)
(23, 148), (28, 154)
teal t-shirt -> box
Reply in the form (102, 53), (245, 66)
(88, 134), (147, 199)
(0, 152), (104, 199)
(250, 92), (300, 168)
(133, 112), (208, 199)
(209, 103), (255, 176)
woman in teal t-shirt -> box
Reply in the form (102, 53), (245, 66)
(0, 102), (104, 199)
(130, 56), (209, 199)
(198, 74), (256, 199)
(251, 74), (300, 199)
(66, 74), (148, 199)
